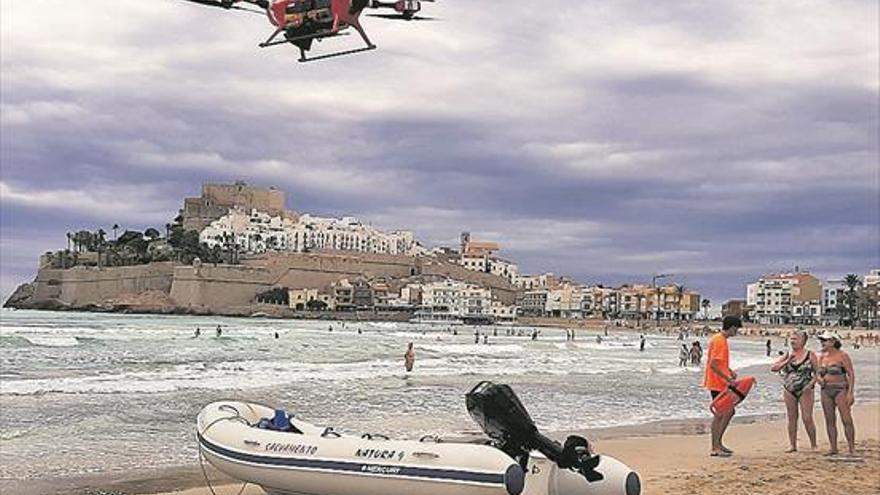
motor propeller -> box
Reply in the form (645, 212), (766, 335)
(465, 381), (605, 483)
(366, 13), (437, 21)
(368, 0), (438, 21)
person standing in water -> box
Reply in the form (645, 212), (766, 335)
(766, 339), (772, 357)
(404, 342), (416, 373)
(679, 344), (689, 367)
(194, 327), (201, 338)
(215, 325), (222, 338)
(690, 341), (703, 366)
(770, 329), (818, 452)
(639, 334), (646, 352)
(704, 316), (741, 457)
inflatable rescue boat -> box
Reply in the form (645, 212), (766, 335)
(197, 381), (641, 495)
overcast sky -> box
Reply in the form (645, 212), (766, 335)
(2, 0), (878, 304)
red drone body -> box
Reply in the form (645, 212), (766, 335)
(181, 0), (434, 62)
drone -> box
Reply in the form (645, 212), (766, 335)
(181, 0), (435, 62)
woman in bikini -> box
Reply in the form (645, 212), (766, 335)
(816, 331), (856, 455)
(770, 330), (818, 452)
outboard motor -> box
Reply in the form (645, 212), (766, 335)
(466, 381), (641, 495)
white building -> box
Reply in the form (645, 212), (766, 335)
(750, 273), (822, 325)
(822, 279), (846, 325)
(515, 273), (555, 290)
(746, 282), (759, 307)
(199, 208), (424, 256)
(459, 254), (519, 284)
(414, 279), (506, 321)
(491, 300), (518, 322)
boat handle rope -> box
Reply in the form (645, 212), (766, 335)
(197, 406), (252, 495)
(361, 433), (390, 440)
(321, 427), (342, 438)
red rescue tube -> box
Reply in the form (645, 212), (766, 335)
(710, 376), (756, 417)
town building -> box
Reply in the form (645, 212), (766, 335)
(750, 272), (822, 325)
(416, 279), (495, 322)
(457, 233), (519, 284)
(864, 269), (880, 328)
(722, 299), (749, 320)
(821, 279), (847, 326)
(514, 273), (557, 290)
(521, 290), (549, 316)
(199, 208), (423, 257)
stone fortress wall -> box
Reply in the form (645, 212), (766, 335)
(15, 251), (518, 312)
(29, 263), (176, 307)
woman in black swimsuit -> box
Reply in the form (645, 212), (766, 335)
(770, 330), (818, 452)
(816, 331), (856, 455)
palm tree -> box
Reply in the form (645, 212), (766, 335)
(843, 274), (862, 328)
(701, 298), (711, 321)
(674, 284), (686, 322)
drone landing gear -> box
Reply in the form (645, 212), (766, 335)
(259, 20), (376, 63)
(297, 45), (376, 62)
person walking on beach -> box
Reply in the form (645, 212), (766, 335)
(766, 339), (772, 357)
(770, 330), (818, 452)
(816, 331), (857, 455)
(704, 316), (741, 457)
(404, 342), (416, 373)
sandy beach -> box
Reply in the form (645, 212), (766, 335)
(11, 404), (875, 495)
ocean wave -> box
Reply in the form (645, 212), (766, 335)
(22, 336), (80, 347)
(420, 344), (524, 355)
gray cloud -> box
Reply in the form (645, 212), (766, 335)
(1, 0), (878, 302)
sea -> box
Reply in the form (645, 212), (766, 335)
(1, 309), (878, 482)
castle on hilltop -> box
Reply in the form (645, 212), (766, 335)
(180, 181), (293, 232)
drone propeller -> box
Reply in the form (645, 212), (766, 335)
(177, 0), (266, 14)
(179, 0), (232, 8)
(366, 13), (438, 21)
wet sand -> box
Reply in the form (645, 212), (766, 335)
(8, 404), (877, 495)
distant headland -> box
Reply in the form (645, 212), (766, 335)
(6, 181), (710, 324)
